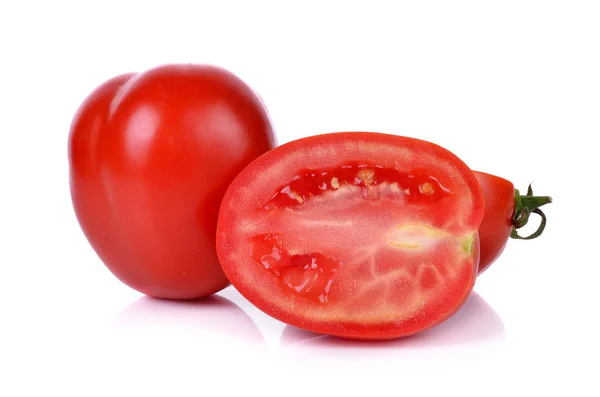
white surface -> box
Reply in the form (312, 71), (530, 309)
(1, 1), (598, 395)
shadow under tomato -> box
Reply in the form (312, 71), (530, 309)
(280, 291), (505, 348)
(111, 293), (265, 344)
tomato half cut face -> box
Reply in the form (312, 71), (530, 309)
(216, 132), (485, 340)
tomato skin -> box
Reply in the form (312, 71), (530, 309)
(216, 132), (485, 339)
(474, 171), (515, 274)
(68, 64), (276, 299)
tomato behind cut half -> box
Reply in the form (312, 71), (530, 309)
(474, 170), (552, 275)
(68, 64), (276, 299)
(473, 171), (515, 274)
(216, 132), (485, 340)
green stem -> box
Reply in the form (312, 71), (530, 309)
(510, 184), (552, 240)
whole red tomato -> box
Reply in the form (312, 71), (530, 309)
(474, 171), (552, 274)
(68, 64), (276, 299)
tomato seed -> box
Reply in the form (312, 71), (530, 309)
(331, 177), (340, 189)
(420, 182), (435, 195)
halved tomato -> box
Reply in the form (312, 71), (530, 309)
(216, 132), (485, 340)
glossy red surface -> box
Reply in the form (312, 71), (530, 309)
(68, 64), (276, 299)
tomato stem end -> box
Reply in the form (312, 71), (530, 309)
(510, 184), (552, 240)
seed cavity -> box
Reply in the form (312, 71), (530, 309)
(251, 234), (340, 304)
(262, 164), (452, 210)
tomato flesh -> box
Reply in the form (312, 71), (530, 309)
(216, 132), (485, 339)
(253, 163), (465, 308)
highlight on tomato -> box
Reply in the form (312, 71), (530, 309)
(216, 132), (486, 340)
(68, 64), (276, 299)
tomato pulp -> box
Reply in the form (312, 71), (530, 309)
(68, 64), (276, 299)
(216, 132), (485, 339)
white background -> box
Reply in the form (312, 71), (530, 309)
(1, 1), (598, 395)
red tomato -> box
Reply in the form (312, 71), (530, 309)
(474, 171), (552, 274)
(68, 64), (276, 299)
(216, 132), (485, 340)
(473, 171), (515, 274)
